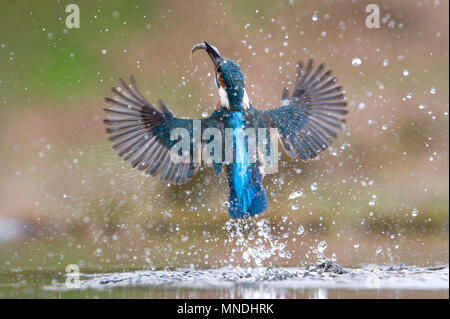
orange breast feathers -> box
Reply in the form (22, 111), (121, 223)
(216, 72), (225, 89)
(216, 72), (226, 110)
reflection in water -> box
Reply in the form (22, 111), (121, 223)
(36, 264), (448, 299)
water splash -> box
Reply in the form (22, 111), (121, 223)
(44, 265), (449, 299)
(224, 218), (290, 266)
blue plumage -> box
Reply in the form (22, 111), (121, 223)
(224, 111), (267, 218)
(104, 41), (347, 220)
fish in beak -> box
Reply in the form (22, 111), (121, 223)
(191, 41), (222, 70)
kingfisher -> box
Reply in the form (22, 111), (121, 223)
(103, 41), (347, 219)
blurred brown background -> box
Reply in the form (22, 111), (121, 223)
(0, 0), (448, 273)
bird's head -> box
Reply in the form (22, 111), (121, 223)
(191, 41), (249, 111)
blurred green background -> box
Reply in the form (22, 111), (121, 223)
(0, 0), (448, 277)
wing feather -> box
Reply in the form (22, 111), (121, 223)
(257, 59), (347, 161)
(103, 76), (223, 184)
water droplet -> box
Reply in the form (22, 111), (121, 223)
(310, 182), (318, 191)
(354, 243), (360, 248)
(352, 58), (362, 67)
(291, 204), (299, 211)
(412, 208), (419, 217)
(376, 246), (383, 254)
(430, 87), (436, 94)
(297, 225), (305, 235)
(318, 241), (327, 253)
(403, 69), (409, 76)
(289, 191), (303, 199)
(102, 49), (107, 55)
(312, 14), (318, 21)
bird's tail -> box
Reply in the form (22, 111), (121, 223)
(228, 164), (268, 219)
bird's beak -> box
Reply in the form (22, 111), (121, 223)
(191, 41), (222, 70)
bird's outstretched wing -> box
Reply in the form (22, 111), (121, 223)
(256, 59), (347, 161)
(103, 76), (223, 184)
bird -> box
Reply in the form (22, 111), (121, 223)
(103, 41), (347, 219)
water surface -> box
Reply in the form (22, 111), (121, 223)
(2, 262), (447, 299)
